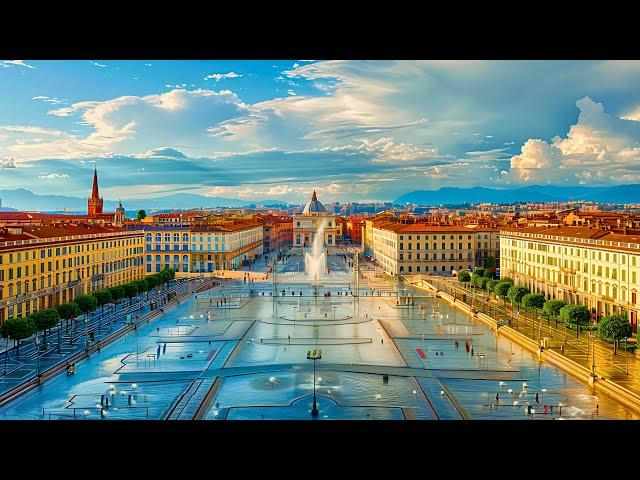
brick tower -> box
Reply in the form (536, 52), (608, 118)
(87, 166), (104, 216)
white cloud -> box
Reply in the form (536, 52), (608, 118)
(2, 60), (35, 69)
(38, 172), (70, 180)
(204, 72), (242, 81)
(93, 62), (107, 68)
(509, 139), (564, 182)
(507, 96), (640, 184)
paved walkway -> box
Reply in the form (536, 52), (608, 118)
(0, 279), (201, 397)
(409, 274), (640, 398)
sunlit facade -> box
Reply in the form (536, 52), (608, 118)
(501, 226), (640, 332)
(0, 225), (144, 323)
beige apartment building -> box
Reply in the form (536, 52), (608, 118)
(500, 226), (640, 332)
(0, 224), (144, 323)
(366, 222), (500, 276)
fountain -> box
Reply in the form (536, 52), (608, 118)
(304, 219), (327, 284)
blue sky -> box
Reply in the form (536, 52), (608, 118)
(1, 60), (640, 203)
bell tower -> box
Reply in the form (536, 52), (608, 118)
(88, 166), (104, 216)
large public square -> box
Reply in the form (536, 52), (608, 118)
(0, 252), (635, 421)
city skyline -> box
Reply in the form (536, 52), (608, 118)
(1, 60), (640, 204)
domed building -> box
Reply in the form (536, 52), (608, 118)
(293, 190), (341, 252)
(302, 190), (326, 215)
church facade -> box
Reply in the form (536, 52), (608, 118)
(292, 191), (341, 253)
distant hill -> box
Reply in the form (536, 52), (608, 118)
(0, 188), (290, 212)
(393, 185), (640, 205)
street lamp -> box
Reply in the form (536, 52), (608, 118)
(307, 348), (323, 417)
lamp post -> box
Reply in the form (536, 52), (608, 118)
(307, 348), (323, 417)
(35, 334), (41, 380)
(624, 337), (628, 375)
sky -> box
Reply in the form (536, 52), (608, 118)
(1, 59), (640, 203)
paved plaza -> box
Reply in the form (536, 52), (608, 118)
(0, 254), (636, 420)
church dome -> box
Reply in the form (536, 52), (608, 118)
(302, 190), (326, 214)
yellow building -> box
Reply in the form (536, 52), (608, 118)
(500, 226), (640, 332)
(189, 223), (264, 271)
(0, 224), (144, 323)
(368, 221), (500, 276)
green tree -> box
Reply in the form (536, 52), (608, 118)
(485, 279), (498, 293)
(123, 283), (139, 305)
(73, 294), (98, 314)
(2, 317), (36, 358)
(57, 302), (82, 323)
(167, 268), (176, 279)
(483, 269), (494, 279)
(494, 280), (514, 303)
(457, 271), (471, 283)
(472, 268), (485, 278)
(109, 286), (125, 306)
(476, 277), (489, 290)
(135, 279), (149, 295)
(507, 285), (530, 306)
(146, 275), (159, 289)
(31, 308), (60, 351)
(542, 299), (567, 321)
(485, 256), (496, 275)
(559, 304), (590, 337)
(136, 209), (147, 221)
(597, 314), (632, 354)
(522, 292), (545, 311)
(93, 290), (113, 314)
(159, 269), (171, 282)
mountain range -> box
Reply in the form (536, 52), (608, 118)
(0, 188), (290, 212)
(393, 185), (640, 205)
(2, 184), (639, 212)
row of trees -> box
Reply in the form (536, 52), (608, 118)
(457, 270), (632, 347)
(0, 268), (176, 357)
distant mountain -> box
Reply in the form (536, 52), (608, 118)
(393, 185), (640, 205)
(0, 188), (286, 212)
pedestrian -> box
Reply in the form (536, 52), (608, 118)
(288, 335), (291, 344)
(535, 392), (539, 403)
(470, 346), (474, 355)
(381, 338), (384, 344)
(455, 341), (459, 348)
(496, 392), (499, 402)
(543, 405), (548, 415)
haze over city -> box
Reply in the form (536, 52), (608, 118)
(2, 60), (640, 204)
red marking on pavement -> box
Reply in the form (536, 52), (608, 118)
(206, 350), (218, 361)
(416, 348), (427, 359)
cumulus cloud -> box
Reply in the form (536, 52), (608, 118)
(204, 72), (242, 81)
(92, 62), (107, 68)
(507, 96), (640, 184)
(509, 139), (564, 182)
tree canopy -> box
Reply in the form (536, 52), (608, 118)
(597, 314), (632, 341)
(522, 292), (545, 310)
(542, 299), (567, 318)
(57, 302), (82, 321)
(136, 209), (146, 221)
(457, 271), (471, 283)
(559, 304), (591, 327)
(73, 294), (98, 314)
(507, 285), (530, 305)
